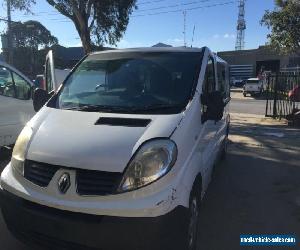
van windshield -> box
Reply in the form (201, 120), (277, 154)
(56, 51), (203, 114)
(246, 80), (259, 84)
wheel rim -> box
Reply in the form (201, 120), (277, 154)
(188, 196), (199, 249)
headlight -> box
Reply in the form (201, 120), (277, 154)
(11, 126), (33, 176)
(118, 139), (177, 193)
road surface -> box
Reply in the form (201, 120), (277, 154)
(230, 90), (267, 115)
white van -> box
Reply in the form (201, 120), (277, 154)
(0, 47), (230, 250)
(243, 78), (263, 97)
(0, 51), (69, 147)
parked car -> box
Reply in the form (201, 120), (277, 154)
(288, 85), (300, 102)
(33, 74), (45, 89)
(0, 47), (230, 250)
(0, 61), (35, 147)
(231, 78), (244, 87)
(243, 78), (263, 97)
(0, 51), (70, 147)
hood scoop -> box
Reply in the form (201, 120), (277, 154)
(95, 117), (151, 127)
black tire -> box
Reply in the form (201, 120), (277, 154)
(185, 182), (201, 250)
(220, 135), (228, 160)
(243, 93), (246, 97)
(220, 123), (229, 161)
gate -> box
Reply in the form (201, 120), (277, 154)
(265, 73), (300, 119)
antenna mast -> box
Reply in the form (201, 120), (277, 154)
(235, 0), (246, 50)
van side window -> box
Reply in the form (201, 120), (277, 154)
(0, 67), (15, 98)
(11, 72), (31, 100)
(202, 57), (216, 94)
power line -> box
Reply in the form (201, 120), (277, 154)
(137, 0), (169, 5)
(10, 0), (216, 19)
(132, 1), (236, 17)
(7, 0), (236, 23)
(0, 17), (20, 23)
(135, 0), (214, 12)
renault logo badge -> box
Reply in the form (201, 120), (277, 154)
(58, 173), (71, 194)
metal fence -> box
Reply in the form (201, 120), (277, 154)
(265, 73), (300, 119)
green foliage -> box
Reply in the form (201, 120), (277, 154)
(3, 20), (58, 78)
(5, 0), (36, 13)
(46, 0), (137, 54)
(261, 0), (300, 54)
(9, 20), (58, 49)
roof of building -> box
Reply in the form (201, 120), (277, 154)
(152, 42), (172, 48)
(52, 45), (85, 61)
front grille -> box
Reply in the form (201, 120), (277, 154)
(24, 161), (59, 187)
(76, 169), (122, 196)
(24, 160), (123, 196)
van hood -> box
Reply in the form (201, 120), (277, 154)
(27, 107), (183, 173)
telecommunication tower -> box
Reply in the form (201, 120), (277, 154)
(235, 0), (246, 50)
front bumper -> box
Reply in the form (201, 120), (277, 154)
(243, 90), (261, 94)
(0, 187), (189, 250)
(1, 163), (189, 217)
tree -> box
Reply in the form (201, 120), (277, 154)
(261, 0), (300, 54)
(3, 20), (58, 77)
(46, 0), (137, 54)
(5, 0), (36, 13)
(10, 20), (58, 49)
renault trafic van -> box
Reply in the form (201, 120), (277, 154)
(0, 47), (230, 250)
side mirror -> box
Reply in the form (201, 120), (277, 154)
(33, 88), (51, 112)
(201, 91), (225, 123)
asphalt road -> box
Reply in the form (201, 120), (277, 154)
(230, 90), (267, 115)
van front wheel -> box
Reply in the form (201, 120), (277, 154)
(186, 186), (201, 250)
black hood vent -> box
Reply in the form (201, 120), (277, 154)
(95, 117), (151, 127)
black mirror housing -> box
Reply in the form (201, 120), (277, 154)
(201, 91), (225, 123)
(33, 88), (50, 112)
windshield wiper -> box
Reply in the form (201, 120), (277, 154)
(63, 105), (112, 112)
(62, 104), (182, 113)
(123, 103), (182, 112)
(62, 104), (132, 113)
(134, 104), (181, 111)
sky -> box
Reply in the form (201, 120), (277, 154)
(0, 0), (275, 52)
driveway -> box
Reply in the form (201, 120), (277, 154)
(197, 114), (300, 249)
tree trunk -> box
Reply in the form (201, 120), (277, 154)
(71, 6), (92, 55)
(80, 29), (92, 54)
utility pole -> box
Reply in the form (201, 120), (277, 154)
(7, 0), (13, 64)
(191, 25), (195, 48)
(183, 10), (187, 47)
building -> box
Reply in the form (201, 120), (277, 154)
(217, 46), (300, 80)
(152, 43), (172, 48)
(51, 45), (85, 69)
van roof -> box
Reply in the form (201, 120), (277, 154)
(90, 47), (205, 55)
